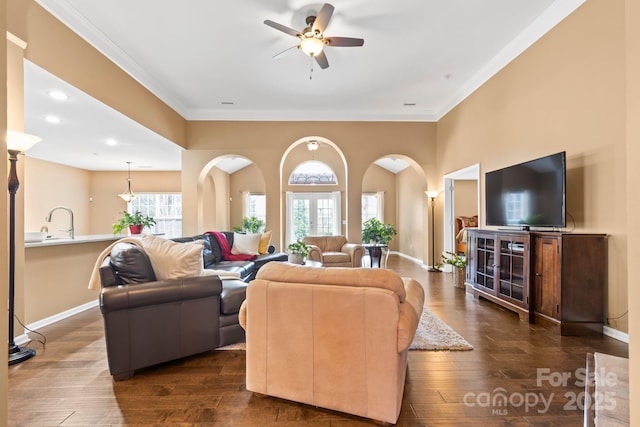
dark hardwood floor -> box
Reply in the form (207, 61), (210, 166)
(8, 255), (628, 426)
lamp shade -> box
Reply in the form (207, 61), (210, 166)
(426, 190), (439, 199)
(300, 37), (324, 56)
(7, 130), (42, 153)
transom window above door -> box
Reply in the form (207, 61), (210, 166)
(289, 161), (337, 185)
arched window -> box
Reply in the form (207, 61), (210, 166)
(289, 160), (337, 185)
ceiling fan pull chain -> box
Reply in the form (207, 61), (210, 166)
(309, 58), (314, 80)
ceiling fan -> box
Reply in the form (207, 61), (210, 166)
(264, 3), (364, 70)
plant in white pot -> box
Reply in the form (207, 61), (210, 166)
(441, 251), (467, 289)
(287, 240), (310, 265)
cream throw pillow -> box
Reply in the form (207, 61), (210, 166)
(141, 234), (204, 280)
(231, 232), (261, 255)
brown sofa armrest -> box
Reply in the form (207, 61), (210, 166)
(306, 244), (323, 262)
(341, 243), (365, 267)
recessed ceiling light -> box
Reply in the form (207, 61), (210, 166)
(47, 90), (68, 101)
(105, 138), (118, 146)
(45, 115), (61, 124)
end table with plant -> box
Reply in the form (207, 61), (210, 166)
(112, 211), (157, 235)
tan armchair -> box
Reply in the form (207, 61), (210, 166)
(303, 235), (364, 267)
(239, 262), (425, 425)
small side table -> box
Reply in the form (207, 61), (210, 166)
(362, 244), (388, 268)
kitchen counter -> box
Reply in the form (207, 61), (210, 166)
(24, 234), (122, 248)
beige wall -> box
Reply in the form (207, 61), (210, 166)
(184, 121), (437, 254)
(229, 164), (265, 230)
(625, 0), (639, 423)
(436, 0), (628, 332)
(89, 169), (181, 235)
(1, 6), (10, 423)
(453, 180), (478, 219)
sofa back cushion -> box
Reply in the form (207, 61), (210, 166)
(173, 234), (223, 268)
(303, 235), (347, 252)
(256, 261), (406, 302)
(109, 242), (157, 284)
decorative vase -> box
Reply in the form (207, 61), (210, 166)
(453, 267), (466, 289)
(288, 253), (303, 264)
(129, 225), (143, 235)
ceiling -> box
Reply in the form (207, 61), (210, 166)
(24, 0), (584, 172)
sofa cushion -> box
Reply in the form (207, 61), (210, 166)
(231, 232), (261, 255)
(220, 279), (248, 315)
(142, 234), (204, 280)
(209, 260), (256, 280)
(321, 251), (352, 264)
(110, 243), (157, 284)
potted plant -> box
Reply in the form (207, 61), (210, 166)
(441, 251), (467, 289)
(232, 216), (265, 234)
(112, 211), (156, 235)
(287, 240), (310, 264)
(362, 218), (397, 245)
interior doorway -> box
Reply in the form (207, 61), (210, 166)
(443, 164), (481, 258)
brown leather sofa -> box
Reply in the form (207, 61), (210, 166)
(98, 242), (249, 380)
(239, 262), (425, 425)
(303, 235), (364, 267)
(174, 232), (288, 281)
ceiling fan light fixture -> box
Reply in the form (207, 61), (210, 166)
(300, 37), (324, 57)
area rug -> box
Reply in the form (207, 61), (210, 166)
(219, 307), (472, 352)
(409, 307), (473, 351)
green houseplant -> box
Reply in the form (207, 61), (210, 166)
(287, 240), (310, 264)
(441, 251), (467, 289)
(361, 218), (397, 245)
(232, 216), (265, 234)
(112, 211), (156, 235)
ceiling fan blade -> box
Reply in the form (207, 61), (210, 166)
(273, 45), (300, 59)
(264, 20), (301, 37)
(312, 3), (335, 34)
(314, 51), (329, 69)
(325, 36), (364, 47)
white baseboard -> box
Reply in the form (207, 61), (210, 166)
(15, 300), (99, 345)
(603, 325), (629, 343)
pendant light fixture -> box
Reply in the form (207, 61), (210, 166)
(118, 161), (136, 202)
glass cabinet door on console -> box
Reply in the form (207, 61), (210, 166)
(497, 235), (530, 309)
(473, 232), (497, 295)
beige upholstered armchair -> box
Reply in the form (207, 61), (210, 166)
(303, 235), (364, 267)
(239, 262), (425, 425)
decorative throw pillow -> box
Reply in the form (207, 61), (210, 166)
(231, 232), (261, 255)
(258, 231), (272, 254)
(141, 234), (204, 280)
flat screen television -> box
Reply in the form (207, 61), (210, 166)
(485, 151), (566, 229)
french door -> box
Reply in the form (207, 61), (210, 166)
(286, 192), (341, 245)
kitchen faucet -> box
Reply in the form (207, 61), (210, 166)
(45, 206), (74, 239)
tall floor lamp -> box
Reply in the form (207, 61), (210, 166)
(7, 130), (42, 365)
(426, 191), (440, 272)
